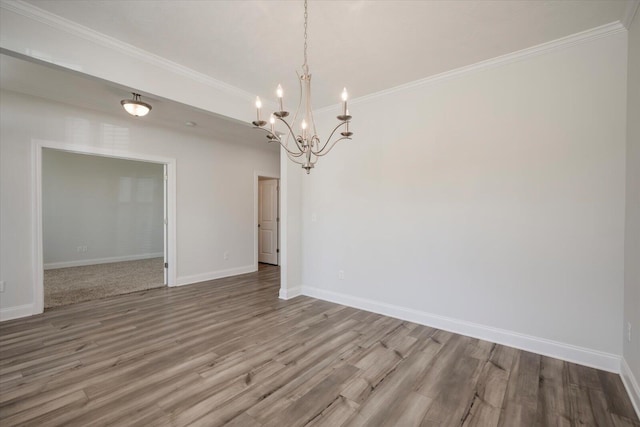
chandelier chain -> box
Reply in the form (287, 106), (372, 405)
(303, 0), (308, 73)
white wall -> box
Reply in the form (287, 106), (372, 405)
(0, 90), (279, 317)
(300, 30), (627, 370)
(279, 149), (303, 299)
(42, 149), (164, 269)
(623, 8), (640, 412)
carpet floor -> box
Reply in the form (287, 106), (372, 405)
(44, 257), (165, 308)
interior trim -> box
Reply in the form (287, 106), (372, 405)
(0, 0), (255, 102)
(0, 304), (34, 322)
(622, 357), (640, 419)
(315, 21), (626, 114)
(302, 285), (622, 373)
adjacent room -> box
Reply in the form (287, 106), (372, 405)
(0, 0), (639, 425)
(42, 149), (166, 308)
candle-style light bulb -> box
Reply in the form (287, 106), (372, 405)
(269, 114), (275, 134)
(255, 96), (263, 122)
(341, 88), (348, 116)
(276, 84), (284, 112)
(301, 119), (308, 139)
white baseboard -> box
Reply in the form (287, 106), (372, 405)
(621, 358), (640, 419)
(279, 286), (302, 300)
(0, 304), (35, 322)
(302, 286), (621, 373)
(44, 252), (164, 270)
(175, 265), (256, 287)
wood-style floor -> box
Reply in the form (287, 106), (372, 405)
(0, 265), (638, 426)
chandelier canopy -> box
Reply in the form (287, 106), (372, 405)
(251, 0), (353, 174)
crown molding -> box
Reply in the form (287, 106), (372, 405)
(2, 0), (629, 115)
(0, 0), (256, 103)
(623, 0), (640, 29)
(316, 20), (626, 114)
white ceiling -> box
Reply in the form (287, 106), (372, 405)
(0, 53), (278, 151)
(23, 0), (633, 109)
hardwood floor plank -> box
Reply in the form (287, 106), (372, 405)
(413, 334), (468, 398)
(262, 364), (358, 427)
(461, 396), (501, 427)
(421, 355), (483, 425)
(223, 412), (262, 427)
(535, 380), (571, 425)
(379, 391), (433, 427)
(611, 413), (640, 426)
(305, 395), (360, 427)
(598, 369), (640, 421)
(568, 361), (603, 390)
(498, 349), (541, 426)
(347, 348), (442, 426)
(475, 352), (510, 409)
(0, 265), (637, 427)
(0, 389), (88, 426)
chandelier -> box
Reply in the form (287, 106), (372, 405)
(252, 0), (353, 174)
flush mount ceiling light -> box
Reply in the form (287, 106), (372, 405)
(251, 0), (353, 174)
(121, 93), (152, 117)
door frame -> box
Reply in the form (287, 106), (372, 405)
(254, 171), (280, 270)
(32, 140), (177, 315)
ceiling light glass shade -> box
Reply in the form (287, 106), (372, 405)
(121, 93), (152, 117)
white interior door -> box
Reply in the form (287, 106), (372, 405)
(258, 179), (279, 265)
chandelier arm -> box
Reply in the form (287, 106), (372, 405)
(253, 127), (305, 157)
(283, 71), (305, 149)
(285, 152), (307, 165)
(277, 117), (306, 153)
(310, 135), (321, 153)
(312, 121), (348, 154)
(313, 136), (350, 158)
(278, 140), (306, 158)
(273, 139), (306, 158)
(282, 139), (307, 164)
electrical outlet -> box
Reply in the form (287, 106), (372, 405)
(224, 251), (229, 260)
(0, 281), (5, 293)
(628, 322), (632, 343)
(338, 270), (345, 280)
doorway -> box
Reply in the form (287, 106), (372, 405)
(257, 176), (279, 266)
(33, 141), (177, 314)
(41, 149), (168, 307)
